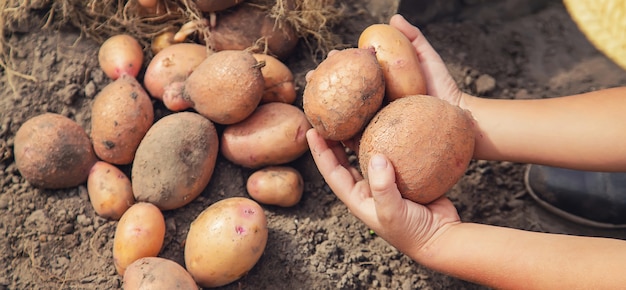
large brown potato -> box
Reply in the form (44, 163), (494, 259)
(132, 112), (219, 210)
(358, 95), (476, 204)
(221, 102), (311, 168)
(185, 197), (268, 288)
(13, 113), (97, 189)
(91, 74), (154, 165)
(303, 48), (385, 141)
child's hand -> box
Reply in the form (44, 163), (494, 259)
(389, 14), (465, 107)
(306, 128), (461, 258)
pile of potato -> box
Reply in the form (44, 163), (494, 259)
(12, 10), (477, 288)
(12, 3), (309, 286)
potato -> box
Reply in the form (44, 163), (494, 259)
(358, 95), (475, 204)
(358, 24), (427, 101)
(113, 202), (165, 276)
(185, 197), (268, 288)
(163, 50), (264, 125)
(87, 161), (135, 220)
(195, 0), (245, 12)
(13, 113), (97, 189)
(144, 43), (209, 100)
(221, 102), (311, 168)
(132, 112), (218, 210)
(91, 74), (154, 165)
(123, 257), (198, 290)
(98, 34), (143, 80)
(303, 48), (385, 141)
(253, 53), (297, 104)
(246, 166), (303, 207)
(206, 2), (298, 60)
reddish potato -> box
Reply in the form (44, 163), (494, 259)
(98, 34), (143, 80)
(206, 3), (298, 60)
(144, 43), (210, 100)
(87, 161), (135, 220)
(123, 257), (198, 290)
(132, 112), (219, 210)
(358, 24), (427, 101)
(358, 95), (475, 204)
(221, 102), (311, 168)
(253, 53), (297, 104)
(13, 113), (97, 189)
(303, 48), (385, 141)
(91, 74), (154, 165)
(185, 197), (268, 288)
(113, 202), (165, 276)
(247, 166), (303, 207)
(163, 50), (264, 125)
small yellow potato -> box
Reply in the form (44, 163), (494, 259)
(247, 166), (304, 207)
(87, 161), (135, 220)
(123, 257), (198, 290)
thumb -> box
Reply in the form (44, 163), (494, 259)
(368, 154), (405, 224)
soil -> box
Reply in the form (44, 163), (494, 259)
(2, 0), (626, 289)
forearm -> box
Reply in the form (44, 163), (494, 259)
(460, 87), (626, 171)
(413, 222), (626, 289)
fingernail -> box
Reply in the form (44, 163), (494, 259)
(370, 154), (387, 170)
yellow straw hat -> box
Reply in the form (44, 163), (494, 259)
(563, 0), (626, 70)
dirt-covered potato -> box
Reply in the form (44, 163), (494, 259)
(87, 161), (134, 220)
(358, 24), (427, 101)
(185, 197), (268, 288)
(207, 2), (298, 60)
(91, 74), (154, 165)
(303, 48), (385, 141)
(113, 202), (165, 276)
(13, 113), (97, 189)
(163, 50), (264, 125)
(195, 0), (245, 12)
(132, 112), (219, 210)
(253, 53), (297, 104)
(221, 102), (311, 168)
(358, 95), (476, 204)
(143, 43), (210, 100)
(123, 257), (198, 290)
(246, 166), (304, 207)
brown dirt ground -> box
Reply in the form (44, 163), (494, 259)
(2, 0), (626, 289)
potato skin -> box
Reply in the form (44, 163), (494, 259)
(247, 166), (303, 207)
(13, 113), (97, 189)
(358, 24), (427, 101)
(91, 74), (154, 165)
(123, 257), (198, 290)
(358, 95), (475, 204)
(303, 48), (385, 141)
(132, 112), (219, 210)
(144, 43), (209, 100)
(87, 161), (135, 220)
(195, 0), (244, 12)
(113, 202), (165, 276)
(185, 197), (268, 288)
(183, 50), (264, 125)
(221, 102), (311, 168)
(252, 53), (296, 104)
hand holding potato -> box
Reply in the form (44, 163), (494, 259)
(306, 128), (461, 259)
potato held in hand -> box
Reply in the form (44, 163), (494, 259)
(358, 95), (475, 204)
(91, 74), (154, 165)
(221, 102), (311, 168)
(13, 113), (97, 189)
(132, 112), (219, 210)
(303, 48), (385, 141)
(185, 197), (268, 288)
(247, 166), (304, 207)
(358, 24), (427, 101)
